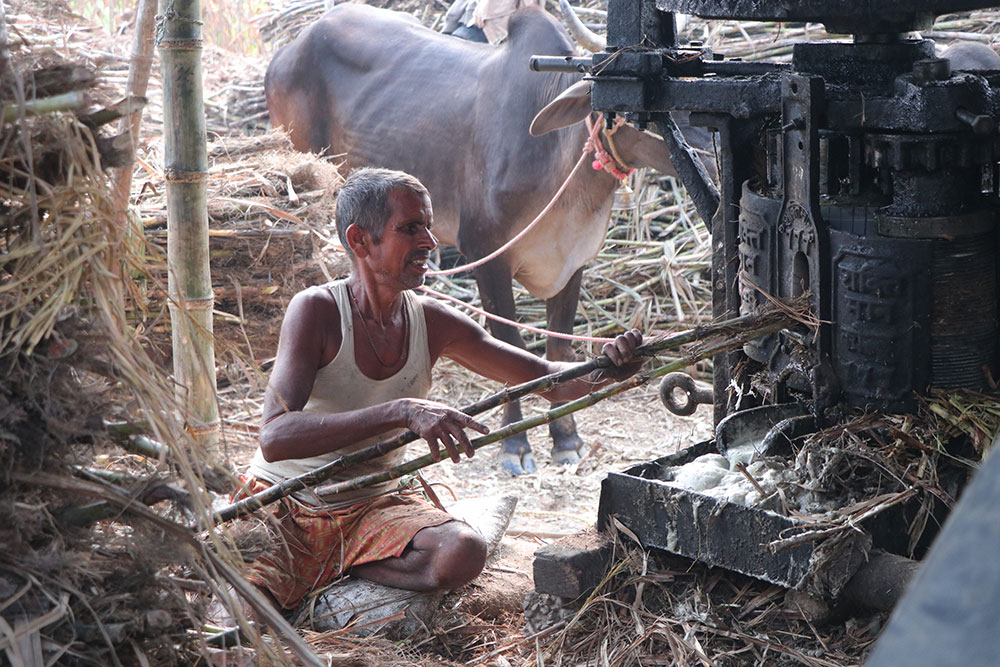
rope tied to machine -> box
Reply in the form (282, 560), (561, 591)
(426, 115), (634, 279)
(423, 111), (642, 341)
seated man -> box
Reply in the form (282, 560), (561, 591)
(442, 0), (543, 44)
(242, 167), (644, 612)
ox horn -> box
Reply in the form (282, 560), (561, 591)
(558, 0), (606, 53)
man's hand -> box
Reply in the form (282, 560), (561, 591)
(594, 328), (645, 382)
(400, 398), (490, 463)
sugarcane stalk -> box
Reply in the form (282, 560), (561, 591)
(922, 30), (992, 42)
(311, 316), (790, 498)
(209, 305), (797, 525)
(58, 502), (122, 527)
(122, 434), (168, 461)
(111, 0), (158, 212)
(1, 91), (88, 121)
(73, 466), (137, 486)
(105, 423), (233, 493)
(104, 419), (152, 439)
(62, 468), (193, 528)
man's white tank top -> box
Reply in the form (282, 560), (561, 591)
(249, 280), (433, 508)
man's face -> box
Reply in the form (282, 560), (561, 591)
(370, 188), (437, 290)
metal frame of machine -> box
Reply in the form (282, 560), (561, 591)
(578, 0), (1000, 424)
(534, 4), (1000, 660)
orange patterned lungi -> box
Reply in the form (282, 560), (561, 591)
(235, 477), (454, 610)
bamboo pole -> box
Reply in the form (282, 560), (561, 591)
(210, 306), (798, 525)
(158, 0), (220, 452)
(0, 0), (9, 82)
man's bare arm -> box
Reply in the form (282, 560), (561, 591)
(423, 297), (644, 403)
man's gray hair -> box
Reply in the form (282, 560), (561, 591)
(336, 167), (429, 255)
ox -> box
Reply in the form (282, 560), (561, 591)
(940, 41), (1000, 70)
(265, 4), (705, 475)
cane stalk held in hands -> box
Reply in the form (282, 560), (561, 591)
(209, 305), (799, 526)
(310, 313), (792, 498)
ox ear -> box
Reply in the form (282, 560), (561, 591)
(529, 80), (592, 136)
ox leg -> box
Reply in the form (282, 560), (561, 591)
(474, 261), (537, 476)
(545, 268), (585, 465)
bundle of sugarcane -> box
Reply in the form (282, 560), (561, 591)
(682, 9), (1000, 63)
(254, 0), (329, 48)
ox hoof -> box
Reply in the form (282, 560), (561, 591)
(550, 447), (582, 466)
(499, 451), (538, 476)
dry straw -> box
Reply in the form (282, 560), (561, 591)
(0, 2), (317, 663)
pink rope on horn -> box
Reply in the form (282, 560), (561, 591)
(586, 114), (635, 180)
(420, 285), (616, 343)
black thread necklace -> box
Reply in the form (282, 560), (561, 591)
(345, 282), (407, 368)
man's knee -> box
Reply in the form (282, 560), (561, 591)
(419, 522), (488, 589)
